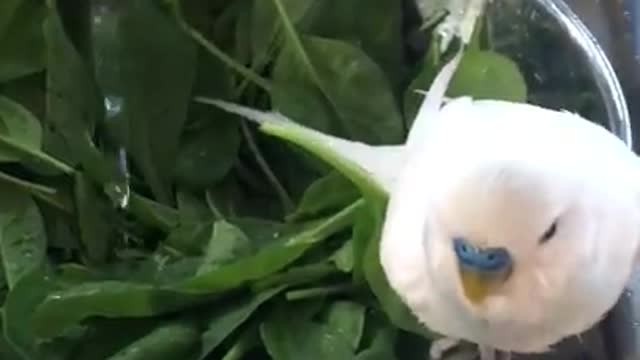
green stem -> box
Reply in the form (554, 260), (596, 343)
(285, 283), (353, 301)
(171, 4), (272, 92)
(128, 193), (179, 232)
(252, 263), (336, 292)
(239, 119), (294, 213)
(205, 189), (225, 220)
(270, 0), (322, 88)
(0, 171), (71, 212)
(221, 327), (258, 360)
(0, 135), (74, 175)
(287, 198), (365, 245)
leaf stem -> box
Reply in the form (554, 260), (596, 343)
(239, 119), (294, 213)
(270, 0), (322, 87)
(0, 135), (74, 175)
(287, 198), (364, 245)
(171, 4), (272, 93)
(285, 283), (354, 301)
(0, 171), (71, 212)
(205, 189), (224, 220)
(252, 263), (336, 292)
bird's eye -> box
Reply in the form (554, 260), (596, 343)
(539, 220), (558, 244)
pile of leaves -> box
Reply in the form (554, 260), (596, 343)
(0, 0), (603, 359)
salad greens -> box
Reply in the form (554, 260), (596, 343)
(0, 0), (532, 358)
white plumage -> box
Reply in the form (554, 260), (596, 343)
(380, 95), (640, 355)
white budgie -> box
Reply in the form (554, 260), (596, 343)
(206, 45), (640, 360)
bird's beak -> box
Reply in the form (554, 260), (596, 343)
(453, 238), (513, 304)
(459, 265), (512, 304)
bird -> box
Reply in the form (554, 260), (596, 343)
(206, 46), (640, 360)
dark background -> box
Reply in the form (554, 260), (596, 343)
(566, 0), (640, 153)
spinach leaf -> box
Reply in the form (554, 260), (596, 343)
(90, 0), (197, 204)
(287, 171), (360, 222)
(106, 320), (200, 360)
(0, 0), (47, 83)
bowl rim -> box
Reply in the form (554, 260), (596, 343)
(535, 0), (633, 148)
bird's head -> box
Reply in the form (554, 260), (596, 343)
(423, 158), (636, 328)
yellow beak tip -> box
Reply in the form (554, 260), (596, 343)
(459, 267), (510, 304)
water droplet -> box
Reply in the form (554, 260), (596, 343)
(22, 249), (34, 258)
(104, 96), (124, 118)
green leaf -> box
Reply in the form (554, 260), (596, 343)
(324, 300), (366, 350)
(197, 220), (252, 274)
(0, 94), (70, 175)
(355, 326), (398, 360)
(31, 281), (207, 339)
(273, 35), (404, 145)
(128, 193), (180, 232)
(0, 0), (46, 82)
(32, 238), (312, 340)
(331, 239), (354, 273)
(287, 171), (360, 222)
(175, 37), (241, 189)
(0, 188), (47, 289)
(106, 321), (200, 360)
(74, 173), (113, 264)
(165, 221), (212, 255)
(447, 50), (527, 101)
(404, 49), (527, 125)
(64, 318), (163, 360)
(196, 286), (284, 359)
(219, 324), (261, 360)
(90, 0), (197, 204)
(0, 311), (21, 360)
(174, 117), (240, 189)
(306, 0), (403, 87)
(261, 301), (355, 360)
(250, 0), (315, 66)
(0, 96), (43, 162)
(179, 242), (311, 292)
(176, 190), (212, 223)
(44, 1), (104, 174)
(3, 267), (58, 359)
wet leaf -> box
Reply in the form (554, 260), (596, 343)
(90, 0), (197, 204)
(0, 188), (47, 289)
(261, 301), (355, 360)
(355, 326), (398, 360)
(0, 96), (43, 162)
(44, 0), (108, 179)
(31, 281), (208, 339)
(196, 286), (283, 359)
(324, 300), (366, 350)
(3, 267), (58, 359)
